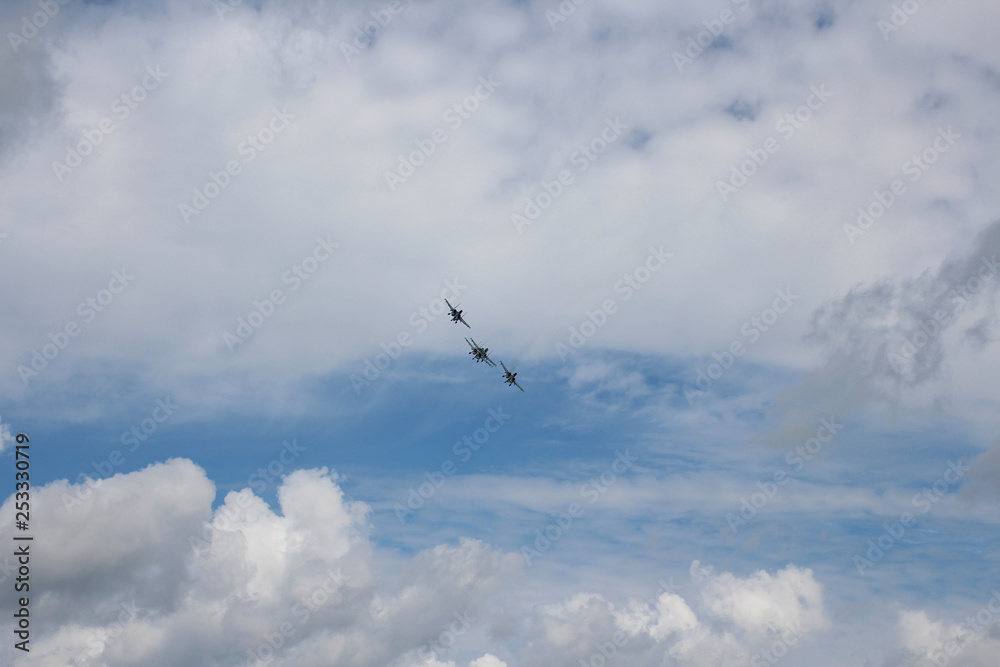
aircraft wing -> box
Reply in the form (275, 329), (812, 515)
(458, 315), (471, 328)
(466, 338), (476, 350)
(513, 379), (524, 392)
(500, 360), (509, 373)
(484, 356), (497, 367)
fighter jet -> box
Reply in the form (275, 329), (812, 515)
(465, 338), (496, 367)
(500, 360), (523, 392)
(445, 298), (470, 328)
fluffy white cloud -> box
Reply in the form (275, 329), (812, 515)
(518, 560), (827, 667)
(0, 460), (516, 667)
(469, 656), (507, 667)
(698, 560), (827, 637)
(3, 459), (996, 665)
(1, 458), (214, 619)
(897, 607), (1000, 667)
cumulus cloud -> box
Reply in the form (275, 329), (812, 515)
(0, 459), (848, 666)
(468, 656), (508, 667)
(698, 560), (827, 637)
(518, 560), (827, 667)
(5, 457), (996, 666)
(0, 460), (517, 667)
(896, 606), (1000, 667)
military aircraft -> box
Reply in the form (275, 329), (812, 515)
(500, 360), (523, 392)
(445, 298), (470, 328)
(465, 338), (496, 366)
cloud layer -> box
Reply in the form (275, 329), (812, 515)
(2, 0), (999, 417)
(4, 461), (997, 665)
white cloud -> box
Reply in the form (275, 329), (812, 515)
(469, 656), (508, 667)
(897, 607), (1000, 667)
(699, 560), (827, 637)
(0, 460), (516, 667)
(2, 0), (999, 422)
(518, 559), (828, 667)
(0, 416), (11, 453)
(3, 458), (995, 665)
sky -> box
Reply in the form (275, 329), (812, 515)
(1, 0), (1000, 665)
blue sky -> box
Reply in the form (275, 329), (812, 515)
(2, 0), (1000, 665)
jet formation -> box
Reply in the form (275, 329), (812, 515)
(447, 302), (522, 391)
(465, 338), (496, 367)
